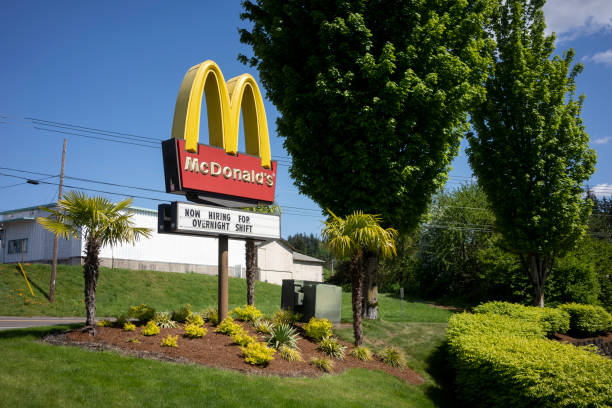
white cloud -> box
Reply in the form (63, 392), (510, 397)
(543, 0), (612, 40)
(592, 136), (611, 144)
(588, 49), (612, 66)
(591, 184), (612, 197)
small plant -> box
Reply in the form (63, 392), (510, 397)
(241, 342), (276, 366)
(215, 317), (243, 336)
(304, 317), (333, 341)
(184, 323), (207, 338)
(185, 313), (204, 327)
(161, 334), (179, 347)
(142, 320), (160, 336)
(311, 357), (334, 372)
(153, 312), (179, 328)
(318, 336), (346, 360)
(202, 307), (219, 325)
(351, 346), (373, 362)
(123, 322), (136, 332)
(267, 323), (300, 350)
(126, 338), (140, 344)
(233, 305), (263, 323)
(128, 304), (156, 323)
(271, 309), (302, 325)
(379, 347), (406, 368)
(171, 304), (192, 323)
(232, 330), (256, 347)
(96, 319), (113, 327)
(279, 344), (303, 362)
(254, 318), (274, 335)
(114, 314), (129, 327)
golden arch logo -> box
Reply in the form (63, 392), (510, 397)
(171, 60), (271, 169)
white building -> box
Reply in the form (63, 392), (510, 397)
(0, 204), (323, 284)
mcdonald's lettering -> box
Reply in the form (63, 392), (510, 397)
(162, 60), (276, 205)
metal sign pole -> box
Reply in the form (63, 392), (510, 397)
(218, 235), (229, 321)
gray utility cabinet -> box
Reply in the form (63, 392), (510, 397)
(281, 280), (342, 323)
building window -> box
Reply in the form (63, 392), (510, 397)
(8, 238), (28, 254)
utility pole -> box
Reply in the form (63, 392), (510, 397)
(49, 139), (66, 303)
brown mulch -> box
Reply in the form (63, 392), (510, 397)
(554, 332), (612, 358)
(43, 321), (424, 385)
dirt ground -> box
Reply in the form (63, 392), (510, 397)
(44, 320), (424, 385)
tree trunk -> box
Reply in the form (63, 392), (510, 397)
(246, 239), (256, 306)
(83, 238), (101, 335)
(525, 252), (553, 307)
(363, 251), (379, 320)
(350, 252), (365, 346)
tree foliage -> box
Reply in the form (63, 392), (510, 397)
(239, 0), (494, 231)
(466, 0), (596, 306)
(37, 192), (151, 334)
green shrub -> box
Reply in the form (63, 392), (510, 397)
(559, 303), (612, 336)
(161, 334), (178, 347)
(278, 344), (303, 362)
(267, 323), (300, 350)
(378, 347), (405, 368)
(185, 313), (204, 327)
(254, 318), (273, 335)
(271, 309), (301, 325)
(114, 314), (129, 327)
(317, 336), (346, 360)
(171, 304), (192, 323)
(123, 322), (136, 332)
(447, 312), (612, 408)
(241, 342), (275, 366)
(128, 304), (156, 323)
(184, 323), (207, 338)
(303, 317), (332, 341)
(311, 357), (334, 372)
(472, 301), (569, 335)
(126, 338), (140, 344)
(202, 307), (219, 325)
(96, 319), (113, 327)
(231, 330), (255, 347)
(350, 346), (373, 362)
(153, 312), (179, 328)
(233, 305), (263, 323)
(214, 317), (243, 336)
(142, 321), (160, 336)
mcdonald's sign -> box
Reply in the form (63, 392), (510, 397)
(162, 60), (277, 207)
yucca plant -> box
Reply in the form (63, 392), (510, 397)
(318, 336), (346, 360)
(267, 323), (300, 350)
(153, 312), (179, 328)
(379, 346), (406, 367)
(350, 346), (373, 361)
(254, 318), (274, 335)
(278, 344), (303, 362)
(311, 357), (334, 373)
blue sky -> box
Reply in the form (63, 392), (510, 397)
(1, 0), (611, 238)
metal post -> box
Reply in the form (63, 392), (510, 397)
(50, 138), (66, 303)
(218, 235), (229, 321)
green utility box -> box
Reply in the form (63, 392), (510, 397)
(281, 280), (342, 323)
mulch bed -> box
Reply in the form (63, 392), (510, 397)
(554, 332), (612, 358)
(43, 321), (424, 385)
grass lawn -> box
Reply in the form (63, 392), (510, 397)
(0, 263), (458, 407)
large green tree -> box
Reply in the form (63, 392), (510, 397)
(37, 192), (151, 334)
(467, 0), (596, 306)
(240, 0), (494, 317)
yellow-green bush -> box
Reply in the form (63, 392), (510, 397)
(311, 357), (334, 372)
(171, 304), (192, 323)
(123, 322), (136, 332)
(142, 321), (160, 336)
(271, 309), (301, 325)
(558, 303), (612, 336)
(447, 313), (612, 408)
(233, 305), (263, 323)
(96, 319), (113, 327)
(473, 301), (570, 335)
(278, 344), (303, 362)
(202, 307), (219, 325)
(185, 313), (204, 327)
(214, 317), (243, 336)
(184, 323), (207, 338)
(350, 346), (373, 362)
(241, 342), (275, 366)
(303, 317), (332, 341)
(128, 304), (155, 323)
(231, 330), (255, 347)
(161, 334), (178, 347)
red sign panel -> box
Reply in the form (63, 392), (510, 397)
(162, 139), (276, 204)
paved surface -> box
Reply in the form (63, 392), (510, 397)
(0, 316), (85, 330)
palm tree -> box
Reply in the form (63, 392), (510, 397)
(37, 192), (151, 335)
(323, 210), (397, 345)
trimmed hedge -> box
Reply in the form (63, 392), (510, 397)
(473, 301), (570, 335)
(447, 313), (612, 408)
(559, 303), (612, 336)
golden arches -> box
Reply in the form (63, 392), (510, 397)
(171, 60), (271, 168)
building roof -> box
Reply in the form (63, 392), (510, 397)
(0, 203), (56, 216)
(259, 239), (325, 264)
